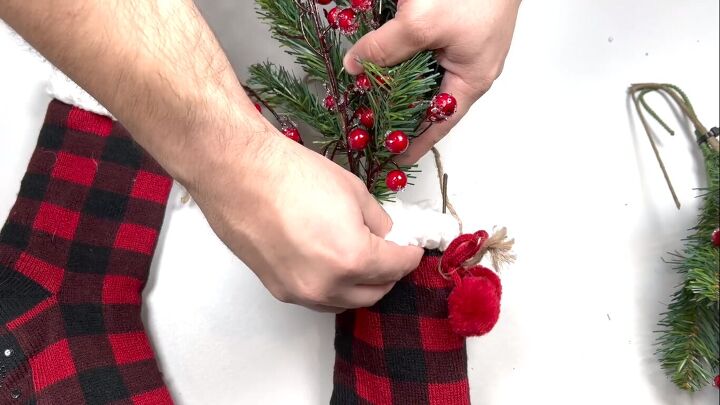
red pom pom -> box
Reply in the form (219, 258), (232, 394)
(448, 267), (502, 337)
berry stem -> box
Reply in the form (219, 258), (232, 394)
(242, 84), (283, 123)
(302, 0), (357, 174)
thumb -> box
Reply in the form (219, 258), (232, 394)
(344, 19), (426, 75)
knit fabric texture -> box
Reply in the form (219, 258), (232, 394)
(0, 100), (173, 404)
(331, 250), (470, 405)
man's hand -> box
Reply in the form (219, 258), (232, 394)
(344, 0), (522, 164)
(0, 0), (422, 311)
(190, 126), (422, 312)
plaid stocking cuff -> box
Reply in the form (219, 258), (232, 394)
(0, 100), (173, 404)
(332, 250), (471, 405)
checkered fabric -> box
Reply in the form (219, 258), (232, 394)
(331, 250), (471, 405)
(0, 100), (174, 404)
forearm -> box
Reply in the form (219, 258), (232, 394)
(0, 0), (263, 186)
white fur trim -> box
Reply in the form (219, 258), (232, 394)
(383, 200), (461, 251)
(2, 21), (114, 119)
(47, 68), (114, 119)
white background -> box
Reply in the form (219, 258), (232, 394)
(1, 0), (719, 404)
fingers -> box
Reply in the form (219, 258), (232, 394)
(395, 72), (484, 165)
(344, 19), (426, 75)
(307, 304), (346, 314)
(359, 192), (393, 237)
(358, 234), (423, 284)
(332, 282), (397, 309)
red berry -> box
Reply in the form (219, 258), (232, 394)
(317, 0), (332, 5)
(385, 130), (409, 154)
(347, 128), (370, 150)
(375, 74), (388, 87)
(254, 103), (262, 113)
(282, 127), (302, 143)
(354, 106), (375, 128)
(386, 170), (408, 192)
(355, 73), (372, 92)
(323, 94), (336, 111)
(351, 0), (373, 12)
(337, 8), (358, 35)
(326, 7), (341, 28)
(715, 374), (720, 388)
(712, 228), (720, 247)
(427, 93), (458, 122)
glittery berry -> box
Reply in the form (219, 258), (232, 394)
(351, 0), (373, 12)
(348, 128), (370, 151)
(326, 7), (341, 29)
(317, 0), (332, 5)
(712, 228), (720, 247)
(282, 127), (303, 144)
(354, 106), (375, 128)
(385, 130), (409, 154)
(375, 74), (388, 87)
(337, 8), (359, 35)
(355, 73), (372, 92)
(324, 94), (336, 111)
(386, 170), (408, 192)
(254, 103), (262, 113)
(427, 93), (458, 122)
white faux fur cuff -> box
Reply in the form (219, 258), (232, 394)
(3, 22), (114, 119)
(47, 68), (114, 119)
(383, 200), (461, 251)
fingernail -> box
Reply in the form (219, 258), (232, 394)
(343, 52), (362, 75)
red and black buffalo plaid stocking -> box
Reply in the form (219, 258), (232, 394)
(332, 250), (472, 405)
(0, 100), (173, 404)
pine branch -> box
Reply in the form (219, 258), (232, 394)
(255, 0), (345, 82)
(300, 0), (356, 172)
(629, 83), (720, 391)
(248, 62), (339, 136)
(252, 0), (444, 200)
(360, 53), (439, 195)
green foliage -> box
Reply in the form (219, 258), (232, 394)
(656, 144), (720, 391)
(249, 0), (443, 202)
(248, 62), (338, 136)
(255, 0), (345, 82)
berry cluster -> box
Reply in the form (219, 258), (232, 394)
(250, 0), (458, 195)
(322, 68), (457, 191)
(323, 0), (373, 36)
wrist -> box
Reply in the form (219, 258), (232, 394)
(165, 103), (274, 197)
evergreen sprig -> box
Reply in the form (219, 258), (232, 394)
(248, 62), (338, 136)
(255, 0), (345, 82)
(250, 0), (444, 202)
(630, 83), (720, 391)
(657, 145), (719, 391)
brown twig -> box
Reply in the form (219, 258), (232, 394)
(301, 0), (356, 173)
(630, 88), (681, 209)
(630, 83), (718, 151)
(431, 147), (462, 233)
(628, 83), (720, 209)
(242, 84), (283, 123)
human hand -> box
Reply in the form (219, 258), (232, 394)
(188, 118), (423, 312)
(344, 0), (522, 164)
